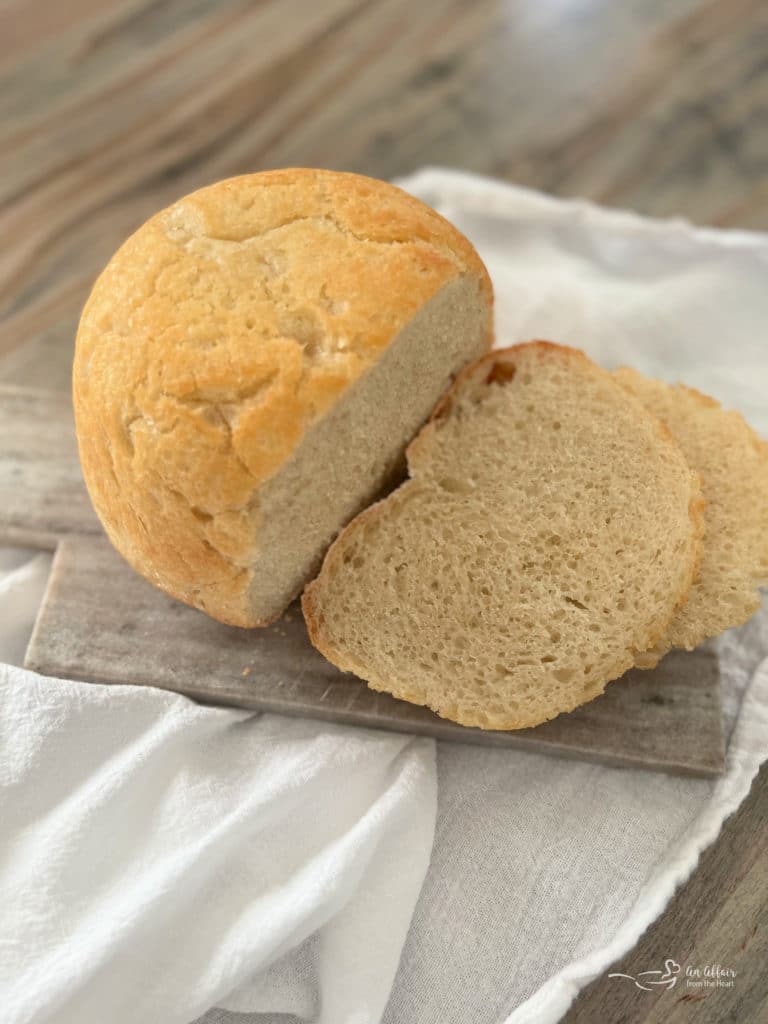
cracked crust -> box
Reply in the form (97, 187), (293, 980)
(73, 169), (492, 625)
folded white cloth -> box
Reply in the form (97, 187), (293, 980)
(0, 659), (436, 1024)
(1, 169), (767, 1024)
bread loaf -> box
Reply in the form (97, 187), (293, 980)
(73, 169), (493, 626)
(303, 342), (704, 730)
(615, 368), (768, 666)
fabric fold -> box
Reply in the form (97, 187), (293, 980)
(0, 664), (437, 1024)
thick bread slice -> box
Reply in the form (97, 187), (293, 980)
(303, 342), (704, 730)
(73, 169), (493, 626)
(615, 368), (768, 667)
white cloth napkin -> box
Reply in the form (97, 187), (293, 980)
(1, 168), (767, 1024)
(0, 666), (436, 1024)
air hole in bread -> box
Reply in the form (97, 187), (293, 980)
(438, 476), (475, 495)
(485, 361), (517, 386)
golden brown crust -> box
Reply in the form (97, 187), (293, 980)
(74, 169), (493, 626)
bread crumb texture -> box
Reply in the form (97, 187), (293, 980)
(304, 342), (704, 730)
(616, 368), (768, 665)
(73, 169), (491, 625)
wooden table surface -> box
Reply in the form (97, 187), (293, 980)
(2, 1), (766, 1021)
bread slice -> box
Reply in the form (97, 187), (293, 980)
(73, 169), (493, 626)
(615, 368), (768, 667)
(303, 342), (704, 730)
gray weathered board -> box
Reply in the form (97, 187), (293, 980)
(2, 384), (725, 777)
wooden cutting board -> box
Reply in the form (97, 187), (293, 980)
(1, 384), (726, 777)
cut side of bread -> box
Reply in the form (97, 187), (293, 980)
(303, 342), (704, 730)
(246, 274), (491, 623)
(73, 170), (493, 626)
(615, 368), (768, 667)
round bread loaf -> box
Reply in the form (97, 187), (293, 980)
(73, 169), (493, 626)
(303, 342), (704, 730)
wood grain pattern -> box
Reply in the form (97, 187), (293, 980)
(567, 758), (768, 1023)
(24, 535), (726, 776)
(2, 0), (767, 392)
(0, 374), (726, 775)
(0, 376), (726, 774)
(0, 385), (99, 547)
(2, 1), (767, 1019)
